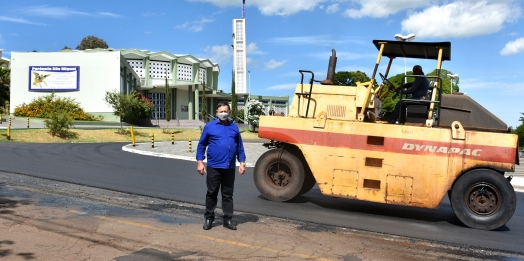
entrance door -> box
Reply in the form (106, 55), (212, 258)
(148, 93), (166, 119)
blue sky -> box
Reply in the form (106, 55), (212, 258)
(1, 0), (523, 127)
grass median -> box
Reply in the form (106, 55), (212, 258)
(0, 128), (262, 143)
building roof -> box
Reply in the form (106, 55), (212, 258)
(120, 49), (220, 72)
(57, 48), (220, 72)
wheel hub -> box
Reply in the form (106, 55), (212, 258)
(267, 161), (292, 188)
(465, 182), (501, 216)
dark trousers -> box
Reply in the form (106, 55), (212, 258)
(204, 167), (236, 221)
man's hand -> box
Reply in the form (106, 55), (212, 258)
(239, 163), (246, 175)
(197, 161), (206, 175)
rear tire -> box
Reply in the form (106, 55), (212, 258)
(254, 148), (309, 201)
(450, 169), (516, 230)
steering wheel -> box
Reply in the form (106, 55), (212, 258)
(379, 73), (396, 90)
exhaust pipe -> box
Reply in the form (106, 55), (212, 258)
(321, 49), (337, 85)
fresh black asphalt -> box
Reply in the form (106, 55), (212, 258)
(0, 142), (523, 254)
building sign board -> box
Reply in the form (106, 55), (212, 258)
(29, 66), (80, 91)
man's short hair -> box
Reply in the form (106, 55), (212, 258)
(216, 102), (231, 111)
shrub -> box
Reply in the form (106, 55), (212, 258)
(104, 91), (154, 129)
(236, 109), (245, 123)
(14, 93), (103, 121)
(44, 109), (75, 137)
(245, 99), (264, 129)
(122, 93), (154, 124)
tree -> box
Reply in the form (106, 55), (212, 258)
(165, 75), (171, 123)
(231, 70), (237, 121)
(62, 46), (72, 50)
(377, 68), (459, 119)
(201, 81), (208, 122)
(0, 60), (10, 109)
(334, 71), (371, 86)
(103, 90), (139, 131)
(514, 113), (524, 148)
(76, 35), (108, 50)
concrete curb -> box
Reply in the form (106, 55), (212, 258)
(510, 177), (524, 192)
(122, 144), (256, 167)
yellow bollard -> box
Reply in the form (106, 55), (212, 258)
(171, 132), (174, 145)
(27, 118), (29, 128)
(189, 138), (192, 152)
(9, 117), (12, 127)
(7, 125), (11, 140)
(151, 134), (155, 148)
(0, 114), (2, 124)
(129, 126), (136, 147)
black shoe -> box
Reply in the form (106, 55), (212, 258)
(203, 219), (213, 230)
(223, 220), (237, 230)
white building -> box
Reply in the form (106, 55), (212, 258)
(9, 49), (221, 121)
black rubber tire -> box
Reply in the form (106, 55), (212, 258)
(254, 148), (307, 201)
(450, 169), (516, 230)
(298, 167), (316, 196)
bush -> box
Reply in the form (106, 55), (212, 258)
(44, 109), (75, 137)
(14, 93), (103, 121)
(236, 109), (245, 123)
(245, 99), (264, 128)
(122, 93), (154, 124)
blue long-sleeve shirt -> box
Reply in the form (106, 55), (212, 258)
(196, 119), (246, 169)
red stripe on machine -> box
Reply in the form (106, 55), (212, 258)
(258, 126), (516, 163)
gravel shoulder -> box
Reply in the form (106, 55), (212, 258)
(1, 171), (523, 261)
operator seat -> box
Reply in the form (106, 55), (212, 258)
(401, 81), (433, 124)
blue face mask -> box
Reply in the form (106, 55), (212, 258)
(217, 112), (229, 121)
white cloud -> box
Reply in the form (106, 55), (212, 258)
(246, 42), (265, 55)
(175, 18), (214, 32)
(500, 38), (524, 55)
(0, 16), (45, 25)
(188, 0), (327, 16)
(21, 6), (121, 18)
(264, 59), (287, 70)
(269, 35), (364, 46)
(23, 6), (90, 17)
(97, 12), (122, 18)
(267, 83), (297, 90)
(326, 4), (339, 14)
(204, 44), (233, 64)
(401, 1), (521, 38)
(344, 0), (428, 19)
(0, 34), (3, 44)
(459, 78), (524, 95)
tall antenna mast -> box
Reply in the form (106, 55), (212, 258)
(242, 0), (245, 18)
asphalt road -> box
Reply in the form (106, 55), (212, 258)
(0, 142), (523, 254)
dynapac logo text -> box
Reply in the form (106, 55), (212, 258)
(402, 143), (481, 156)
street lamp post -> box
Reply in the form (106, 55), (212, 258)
(447, 74), (458, 94)
(248, 70), (251, 100)
(395, 33), (416, 75)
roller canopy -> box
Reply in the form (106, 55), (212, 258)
(372, 40), (451, 61)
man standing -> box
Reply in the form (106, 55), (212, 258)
(388, 65), (429, 124)
(197, 102), (246, 230)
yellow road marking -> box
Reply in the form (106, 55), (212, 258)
(70, 210), (333, 261)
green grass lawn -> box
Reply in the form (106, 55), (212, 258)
(0, 127), (261, 143)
